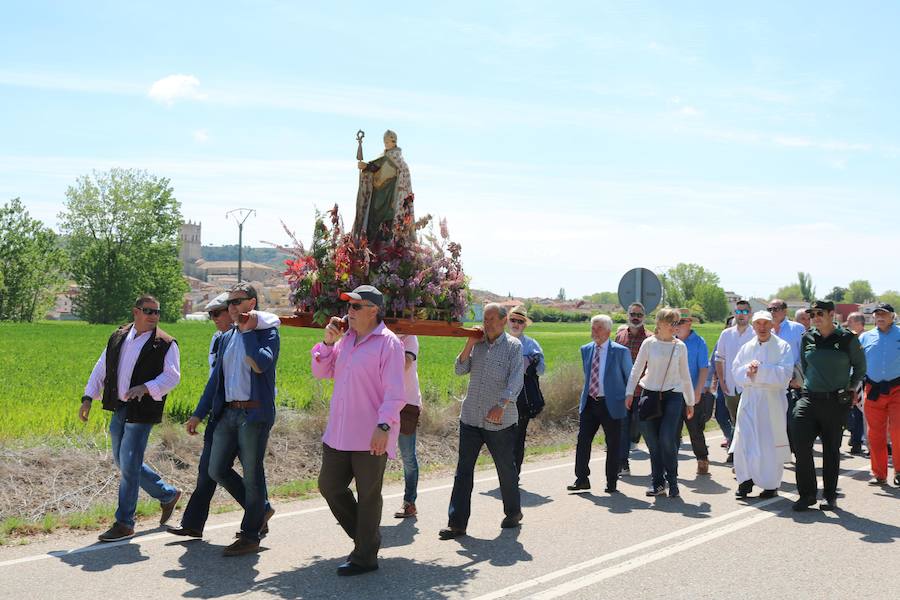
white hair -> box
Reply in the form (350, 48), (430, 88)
(590, 314), (613, 332)
(484, 302), (508, 318)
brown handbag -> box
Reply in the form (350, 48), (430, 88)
(399, 404), (421, 435)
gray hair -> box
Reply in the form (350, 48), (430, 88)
(484, 303), (508, 319)
(590, 314), (613, 332)
(847, 312), (866, 325)
(628, 302), (645, 312)
(795, 308), (807, 319)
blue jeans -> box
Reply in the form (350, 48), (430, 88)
(208, 409), (272, 542)
(448, 422), (520, 530)
(619, 407), (636, 466)
(714, 387), (734, 442)
(109, 407), (178, 528)
(639, 391), (685, 491)
(847, 405), (865, 447)
(397, 432), (419, 504)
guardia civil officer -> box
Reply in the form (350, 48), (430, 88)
(791, 300), (866, 511)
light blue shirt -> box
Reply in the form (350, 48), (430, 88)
(682, 330), (709, 387)
(859, 324), (900, 382)
(519, 334), (546, 376)
(774, 319), (805, 365)
(223, 330), (252, 401)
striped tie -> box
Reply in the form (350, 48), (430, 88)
(588, 345), (601, 398)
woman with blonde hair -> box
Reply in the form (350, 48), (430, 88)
(626, 307), (696, 498)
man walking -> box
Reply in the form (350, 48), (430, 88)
(189, 283), (280, 555)
(568, 315), (632, 493)
(168, 293), (280, 539)
(859, 303), (900, 486)
(792, 300), (866, 511)
(506, 305), (546, 475)
(440, 303), (524, 540)
(615, 302), (648, 474)
(715, 300), (756, 462)
(675, 310), (710, 474)
(845, 312), (868, 455)
(731, 311), (794, 499)
(394, 334), (423, 519)
(311, 285), (405, 575)
(79, 295), (182, 542)
(768, 298), (806, 453)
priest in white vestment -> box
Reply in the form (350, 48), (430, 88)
(731, 311), (794, 499)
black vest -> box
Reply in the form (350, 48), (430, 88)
(101, 324), (176, 424)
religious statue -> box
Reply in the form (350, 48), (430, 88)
(352, 129), (414, 243)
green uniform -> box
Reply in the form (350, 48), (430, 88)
(791, 326), (867, 503)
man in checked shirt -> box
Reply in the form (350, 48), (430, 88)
(439, 303), (525, 540)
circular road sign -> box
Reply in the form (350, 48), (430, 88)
(617, 268), (663, 313)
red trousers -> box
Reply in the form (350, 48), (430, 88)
(864, 384), (900, 480)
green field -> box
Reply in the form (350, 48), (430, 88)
(0, 320), (725, 441)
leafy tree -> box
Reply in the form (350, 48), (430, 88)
(878, 290), (900, 309)
(798, 272), (816, 303)
(694, 282), (729, 322)
(662, 263), (720, 308)
(824, 286), (847, 302)
(0, 198), (68, 321)
(58, 169), (187, 323)
(846, 279), (874, 304)
(774, 283), (803, 301)
(557, 287), (566, 301)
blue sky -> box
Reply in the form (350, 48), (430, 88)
(2, 1), (898, 300)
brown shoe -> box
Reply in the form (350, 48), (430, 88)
(98, 522), (134, 542)
(159, 490), (182, 526)
(394, 502), (417, 518)
(697, 459), (710, 475)
(223, 537), (260, 557)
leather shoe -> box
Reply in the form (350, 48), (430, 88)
(336, 561), (378, 576)
(159, 490), (182, 526)
(167, 526), (202, 538)
(758, 489), (778, 499)
(566, 479), (590, 491)
(819, 497), (839, 511)
(223, 537), (260, 557)
(792, 496), (817, 511)
(500, 513), (523, 528)
(735, 479), (753, 498)
(438, 527), (466, 540)
(867, 477), (887, 486)
(604, 486), (619, 493)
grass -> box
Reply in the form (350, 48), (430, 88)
(0, 320), (725, 442)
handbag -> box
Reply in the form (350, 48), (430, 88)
(517, 361), (545, 418)
(399, 404), (421, 435)
(638, 344), (676, 421)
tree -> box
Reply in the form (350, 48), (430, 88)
(694, 282), (729, 322)
(58, 169), (187, 323)
(846, 280), (874, 304)
(0, 198), (68, 321)
(662, 263), (720, 309)
(774, 283), (803, 301)
(879, 290), (900, 309)
(824, 286), (847, 302)
(798, 272), (816, 303)
(583, 291), (618, 304)
(557, 287), (566, 301)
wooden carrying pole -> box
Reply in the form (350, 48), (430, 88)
(281, 314), (483, 338)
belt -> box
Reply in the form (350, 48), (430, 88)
(588, 395), (606, 401)
(226, 400), (260, 409)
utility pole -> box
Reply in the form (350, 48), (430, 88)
(226, 208), (256, 283)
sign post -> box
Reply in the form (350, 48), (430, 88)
(617, 267), (663, 313)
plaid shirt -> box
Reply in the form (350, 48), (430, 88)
(455, 332), (524, 430)
(616, 325), (647, 396)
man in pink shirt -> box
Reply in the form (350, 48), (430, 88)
(311, 285), (406, 576)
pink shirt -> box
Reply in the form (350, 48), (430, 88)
(311, 322), (406, 458)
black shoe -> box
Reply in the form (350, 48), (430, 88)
(98, 522), (134, 542)
(849, 445), (863, 456)
(735, 480), (753, 498)
(223, 537), (260, 557)
(167, 526), (202, 538)
(759, 489), (778, 499)
(726, 453), (734, 464)
(894, 473), (900, 487)
(337, 561), (378, 576)
(645, 484), (666, 497)
(604, 486), (619, 494)
(619, 460), (631, 475)
(438, 527), (466, 540)
(159, 490), (182, 526)
(500, 513), (523, 528)
(792, 496), (816, 512)
(819, 497), (839, 511)
(566, 479), (591, 491)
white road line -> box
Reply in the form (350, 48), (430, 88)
(474, 463), (870, 600)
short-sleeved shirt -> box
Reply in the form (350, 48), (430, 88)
(401, 335), (422, 408)
(682, 330), (710, 388)
(715, 325), (756, 394)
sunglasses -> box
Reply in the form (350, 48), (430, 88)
(509, 318), (526, 325)
(767, 306), (785, 312)
(735, 309), (750, 315)
(226, 297), (250, 306)
(209, 309), (226, 318)
(675, 319), (689, 326)
(348, 302), (375, 311)
(809, 310), (826, 317)
(139, 307), (160, 316)
(628, 312), (644, 318)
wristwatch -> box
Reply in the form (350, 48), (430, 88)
(81, 395), (92, 403)
(377, 423), (390, 432)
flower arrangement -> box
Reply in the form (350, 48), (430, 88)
(279, 199), (470, 324)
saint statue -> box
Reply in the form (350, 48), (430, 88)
(352, 129), (414, 243)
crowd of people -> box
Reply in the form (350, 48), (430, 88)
(79, 285), (899, 576)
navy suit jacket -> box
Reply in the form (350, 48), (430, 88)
(193, 326), (280, 426)
(579, 340), (633, 418)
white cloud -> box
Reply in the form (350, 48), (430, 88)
(679, 106), (702, 117)
(192, 129), (209, 143)
(148, 74), (206, 106)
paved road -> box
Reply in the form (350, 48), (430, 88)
(2, 434), (898, 600)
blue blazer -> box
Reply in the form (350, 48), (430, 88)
(579, 341), (633, 418)
(193, 327), (280, 426)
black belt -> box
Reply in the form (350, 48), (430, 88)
(588, 395), (606, 401)
(866, 376), (900, 401)
(226, 400), (260, 409)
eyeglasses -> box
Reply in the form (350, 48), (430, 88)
(675, 319), (689, 326)
(209, 309), (226, 318)
(767, 306), (785, 312)
(809, 310), (826, 317)
(628, 312), (644, 318)
(226, 297), (250, 306)
(735, 309), (750, 315)
(139, 307), (160, 316)
(348, 302), (375, 311)
(509, 318), (526, 325)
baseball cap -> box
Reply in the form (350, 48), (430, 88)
(339, 285), (384, 307)
(805, 300), (835, 313)
(752, 310), (773, 323)
(872, 302), (895, 313)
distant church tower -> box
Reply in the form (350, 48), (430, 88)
(180, 221), (202, 266)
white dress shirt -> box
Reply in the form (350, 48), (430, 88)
(84, 326), (181, 401)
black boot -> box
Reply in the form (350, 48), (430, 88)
(735, 479), (753, 498)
